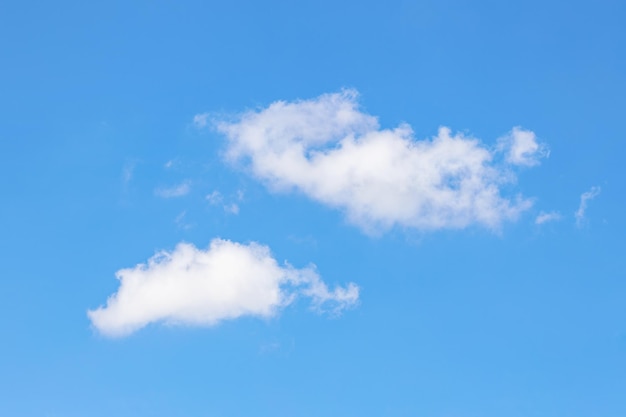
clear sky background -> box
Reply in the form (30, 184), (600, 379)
(1, 1), (625, 416)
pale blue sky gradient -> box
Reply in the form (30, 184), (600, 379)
(1, 1), (625, 416)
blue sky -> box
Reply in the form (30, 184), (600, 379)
(1, 0), (625, 416)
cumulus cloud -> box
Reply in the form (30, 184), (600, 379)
(214, 90), (545, 232)
(155, 181), (191, 198)
(575, 186), (601, 226)
(88, 239), (358, 337)
(497, 127), (549, 166)
(535, 211), (561, 225)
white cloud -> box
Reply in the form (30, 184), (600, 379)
(155, 181), (191, 198)
(206, 190), (223, 205)
(122, 166), (133, 184)
(215, 90), (543, 232)
(88, 239), (358, 337)
(535, 211), (561, 225)
(206, 190), (240, 214)
(575, 186), (601, 226)
(193, 113), (210, 129)
(174, 210), (194, 230)
(497, 127), (549, 166)
(224, 203), (240, 214)
(121, 160), (137, 185)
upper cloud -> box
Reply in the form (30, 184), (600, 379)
(214, 90), (546, 232)
(88, 239), (358, 337)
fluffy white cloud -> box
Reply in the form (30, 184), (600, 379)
(497, 127), (549, 166)
(155, 181), (191, 198)
(535, 211), (561, 225)
(575, 186), (601, 226)
(214, 90), (545, 232)
(88, 239), (358, 337)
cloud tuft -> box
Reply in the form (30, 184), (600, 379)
(206, 190), (241, 214)
(497, 127), (549, 166)
(575, 186), (601, 226)
(155, 181), (191, 198)
(193, 113), (210, 129)
(535, 211), (561, 225)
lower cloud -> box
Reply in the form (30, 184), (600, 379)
(88, 239), (359, 337)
